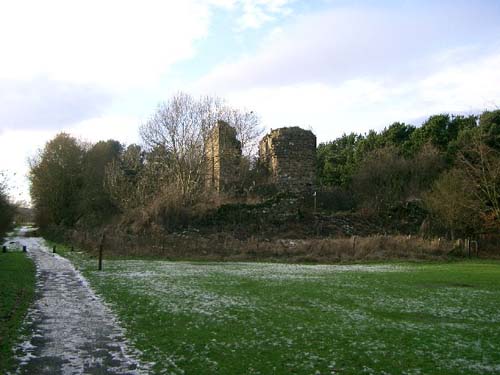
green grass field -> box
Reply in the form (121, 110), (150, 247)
(60, 244), (500, 375)
(0, 251), (35, 372)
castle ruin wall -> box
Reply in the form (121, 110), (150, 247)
(205, 120), (242, 193)
(259, 127), (316, 193)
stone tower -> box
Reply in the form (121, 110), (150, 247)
(259, 127), (316, 193)
(205, 120), (242, 193)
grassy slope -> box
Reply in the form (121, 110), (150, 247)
(0, 252), (36, 372)
(57, 243), (500, 375)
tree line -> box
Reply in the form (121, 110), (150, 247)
(29, 93), (261, 233)
(317, 110), (500, 237)
(28, 92), (500, 239)
(0, 173), (16, 238)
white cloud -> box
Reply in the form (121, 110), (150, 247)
(69, 115), (140, 145)
(193, 2), (500, 143)
(223, 50), (500, 143)
(237, 0), (293, 29)
(0, 0), (212, 88)
(204, 0), (294, 30)
(417, 53), (500, 112)
(198, 4), (500, 91)
(0, 77), (111, 131)
(0, 0), (294, 89)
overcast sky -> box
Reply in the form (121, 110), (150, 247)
(1, 0), (500, 203)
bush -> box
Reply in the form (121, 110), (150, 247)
(0, 176), (15, 238)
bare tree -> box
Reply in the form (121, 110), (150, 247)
(222, 108), (261, 157)
(425, 133), (500, 236)
(139, 92), (262, 203)
(104, 144), (145, 210)
(424, 168), (481, 238)
(457, 135), (500, 230)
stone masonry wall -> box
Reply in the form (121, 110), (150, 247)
(205, 120), (242, 192)
(259, 127), (316, 193)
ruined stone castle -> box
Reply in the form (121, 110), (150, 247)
(259, 127), (316, 192)
(205, 122), (316, 194)
(205, 120), (242, 192)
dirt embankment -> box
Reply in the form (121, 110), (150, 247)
(42, 196), (498, 262)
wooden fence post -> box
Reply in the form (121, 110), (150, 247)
(98, 232), (106, 271)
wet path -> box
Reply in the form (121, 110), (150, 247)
(9, 236), (145, 374)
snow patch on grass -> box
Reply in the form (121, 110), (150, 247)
(65, 253), (500, 374)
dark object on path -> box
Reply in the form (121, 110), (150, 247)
(2, 245), (6, 253)
(23, 245), (27, 252)
(52, 245), (56, 253)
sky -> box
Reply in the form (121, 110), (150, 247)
(1, 0), (500, 203)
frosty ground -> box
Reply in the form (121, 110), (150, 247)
(54, 244), (500, 375)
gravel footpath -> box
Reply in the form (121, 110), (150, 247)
(9, 235), (147, 374)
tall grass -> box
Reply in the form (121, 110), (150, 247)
(64, 230), (456, 262)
